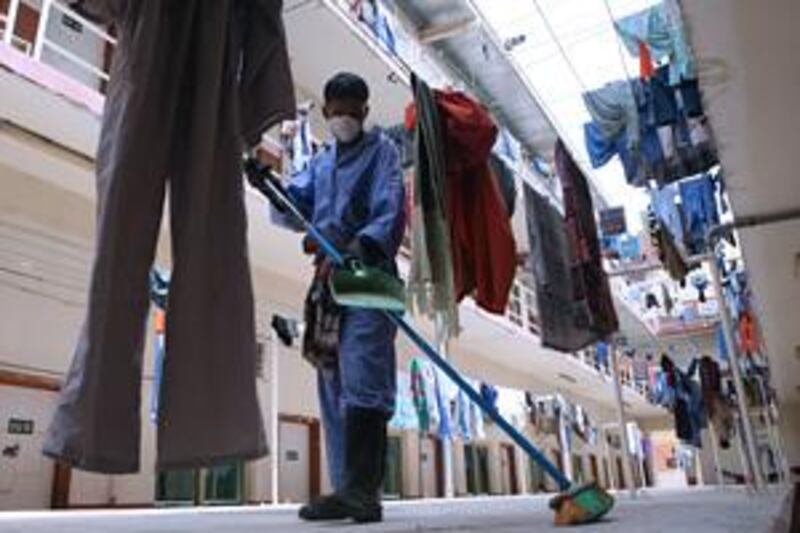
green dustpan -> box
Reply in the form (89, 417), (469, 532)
(329, 263), (407, 312)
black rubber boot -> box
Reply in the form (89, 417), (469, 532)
(298, 493), (349, 521)
(339, 406), (388, 523)
(298, 407), (388, 523)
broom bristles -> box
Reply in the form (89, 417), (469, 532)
(549, 481), (615, 526)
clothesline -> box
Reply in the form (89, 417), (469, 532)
(606, 252), (712, 278)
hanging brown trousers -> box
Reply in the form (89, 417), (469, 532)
(43, 0), (295, 473)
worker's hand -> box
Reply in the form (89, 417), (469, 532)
(345, 236), (385, 269)
(302, 235), (319, 255)
(280, 120), (299, 139)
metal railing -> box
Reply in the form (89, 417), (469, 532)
(503, 279), (651, 399)
(3, 0), (116, 87)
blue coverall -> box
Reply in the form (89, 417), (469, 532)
(286, 128), (405, 490)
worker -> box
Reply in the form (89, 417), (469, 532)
(277, 72), (405, 523)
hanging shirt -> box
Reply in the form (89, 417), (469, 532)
(738, 311), (760, 355)
(480, 383), (499, 411)
(389, 371), (419, 431)
(437, 90), (517, 314)
(455, 389), (472, 441)
(290, 110), (314, 174)
(410, 358), (430, 432)
(615, 2), (696, 85)
(582, 80), (640, 148)
(434, 368), (453, 438)
(470, 379), (486, 440)
(596, 342), (610, 368)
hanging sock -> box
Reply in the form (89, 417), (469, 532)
(639, 40), (655, 80)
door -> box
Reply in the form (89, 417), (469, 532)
(500, 444), (518, 494)
(420, 437), (437, 498)
(383, 435), (403, 499)
(528, 456), (546, 493)
(589, 455), (600, 485)
(616, 457), (626, 489)
(0, 384), (59, 510)
(464, 444), (490, 495)
(279, 421), (310, 503)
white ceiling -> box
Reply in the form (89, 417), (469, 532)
(681, 0), (800, 406)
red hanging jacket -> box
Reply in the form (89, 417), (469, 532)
(435, 90), (517, 314)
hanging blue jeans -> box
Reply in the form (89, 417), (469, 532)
(679, 174), (718, 254)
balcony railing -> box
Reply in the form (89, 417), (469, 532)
(0, 0), (653, 404)
(3, 0), (116, 90)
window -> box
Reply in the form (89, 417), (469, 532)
(204, 461), (243, 504)
(464, 444), (490, 495)
(528, 457), (547, 493)
(156, 469), (197, 505)
(156, 461), (243, 506)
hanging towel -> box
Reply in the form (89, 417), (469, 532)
(555, 140), (619, 339)
(524, 184), (597, 352)
(407, 75), (459, 337)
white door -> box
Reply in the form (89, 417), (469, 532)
(0, 385), (58, 510)
(420, 437), (437, 498)
(279, 421), (309, 503)
(499, 446), (512, 494)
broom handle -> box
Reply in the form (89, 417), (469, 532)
(250, 163), (573, 491)
(390, 315), (572, 491)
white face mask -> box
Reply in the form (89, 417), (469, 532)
(327, 115), (362, 144)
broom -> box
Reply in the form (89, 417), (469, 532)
(244, 157), (615, 526)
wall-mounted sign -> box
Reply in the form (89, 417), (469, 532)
(285, 450), (300, 462)
(7, 418), (34, 435)
(599, 207), (627, 237)
(61, 14), (84, 33)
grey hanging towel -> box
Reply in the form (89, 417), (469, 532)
(44, 0), (296, 474)
(523, 184), (596, 352)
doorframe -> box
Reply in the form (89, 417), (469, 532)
(589, 454), (600, 486)
(434, 438), (444, 497)
(500, 443), (519, 495)
(0, 369), (66, 508)
(278, 413), (321, 499)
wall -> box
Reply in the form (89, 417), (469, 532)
(778, 402), (800, 478)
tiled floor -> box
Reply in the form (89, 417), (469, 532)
(0, 487), (789, 533)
